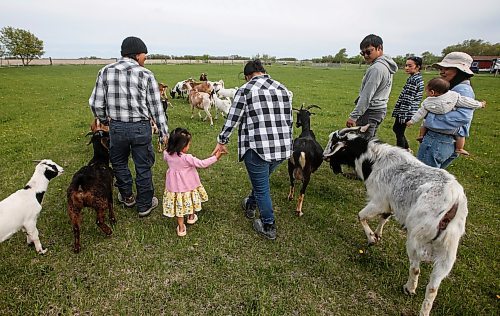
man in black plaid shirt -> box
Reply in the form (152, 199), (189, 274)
(213, 60), (293, 240)
(89, 36), (168, 217)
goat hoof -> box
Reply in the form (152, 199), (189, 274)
(296, 211), (304, 217)
(287, 195), (293, 201)
(37, 248), (48, 255)
(403, 285), (416, 296)
(73, 245), (81, 253)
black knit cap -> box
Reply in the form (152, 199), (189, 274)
(121, 36), (148, 56)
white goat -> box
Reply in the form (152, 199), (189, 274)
(212, 93), (231, 119)
(323, 126), (468, 316)
(0, 160), (64, 254)
(213, 79), (237, 100)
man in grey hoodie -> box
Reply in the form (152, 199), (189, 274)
(346, 34), (398, 139)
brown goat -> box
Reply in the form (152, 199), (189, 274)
(185, 82), (213, 126)
(90, 117), (109, 133)
(67, 130), (115, 253)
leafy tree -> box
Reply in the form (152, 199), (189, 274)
(0, 26), (44, 66)
(421, 51), (440, 66)
(333, 48), (348, 63)
(441, 39), (500, 56)
(347, 55), (363, 64)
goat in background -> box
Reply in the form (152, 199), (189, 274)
(287, 104), (323, 216)
(323, 126), (468, 316)
(67, 130), (115, 253)
(0, 160), (64, 254)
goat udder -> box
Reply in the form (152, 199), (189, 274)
(293, 168), (304, 181)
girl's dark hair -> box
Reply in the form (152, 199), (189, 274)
(449, 69), (473, 89)
(407, 56), (423, 68)
(244, 59), (266, 76)
(166, 127), (192, 155)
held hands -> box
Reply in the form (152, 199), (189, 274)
(212, 143), (228, 160)
(480, 101), (486, 108)
(406, 121), (414, 127)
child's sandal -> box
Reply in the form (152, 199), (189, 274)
(186, 214), (198, 225)
(177, 225), (186, 237)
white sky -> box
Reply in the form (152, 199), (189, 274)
(2, 0), (499, 59)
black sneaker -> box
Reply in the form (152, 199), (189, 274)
(118, 192), (136, 207)
(138, 197), (158, 218)
(241, 197), (257, 219)
(253, 218), (276, 240)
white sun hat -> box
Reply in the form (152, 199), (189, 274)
(433, 52), (474, 75)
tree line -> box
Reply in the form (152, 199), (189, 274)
(1, 26), (499, 66)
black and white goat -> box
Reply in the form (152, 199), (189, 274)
(0, 160), (64, 254)
(287, 104), (323, 216)
(323, 126), (468, 316)
(67, 130), (115, 253)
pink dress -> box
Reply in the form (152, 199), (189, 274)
(162, 152), (217, 217)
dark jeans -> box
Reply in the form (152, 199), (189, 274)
(392, 120), (409, 149)
(243, 150), (283, 225)
(109, 120), (155, 212)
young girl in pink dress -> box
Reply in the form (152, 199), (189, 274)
(163, 127), (222, 236)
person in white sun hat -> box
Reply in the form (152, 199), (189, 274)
(416, 52), (480, 169)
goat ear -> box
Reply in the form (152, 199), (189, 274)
(100, 138), (110, 151)
(359, 124), (371, 133)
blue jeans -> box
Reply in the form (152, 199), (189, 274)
(243, 150), (283, 225)
(109, 120), (155, 212)
(417, 130), (458, 169)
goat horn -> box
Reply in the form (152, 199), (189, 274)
(306, 104), (321, 110)
(292, 107), (300, 112)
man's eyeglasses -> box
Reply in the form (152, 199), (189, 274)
(360, 48), (374, 56)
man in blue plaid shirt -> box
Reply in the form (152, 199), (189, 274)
(213, 59), (293, 240)
(89, 36), (168, 217)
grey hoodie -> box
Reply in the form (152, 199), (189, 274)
(349, 55), (398, 120)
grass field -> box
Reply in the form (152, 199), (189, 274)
(0, 63), (498, 316)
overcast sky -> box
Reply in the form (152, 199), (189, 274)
(2, 0), (499, 59)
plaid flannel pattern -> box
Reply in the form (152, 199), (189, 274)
(217, 74), (293, 162)
(392, 73), (424, 121)
(89, 57), (168, 137)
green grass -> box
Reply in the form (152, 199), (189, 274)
(0, 64), (498, 316)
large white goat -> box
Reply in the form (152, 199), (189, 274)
(323, 126), (468, 316)
(0, 160), (64, 254)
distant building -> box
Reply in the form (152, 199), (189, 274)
(470, 56), (500, 73)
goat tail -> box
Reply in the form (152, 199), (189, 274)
(66, 173), (86, 198)
(292, 151), (306, 180)
(433, 185), (468, 261)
